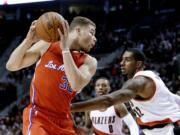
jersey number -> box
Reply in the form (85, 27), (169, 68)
(109, 125), (113, 133)
(59, 76), (72, 93)
(129, 101), (144, 117)
(133, 107), (144, 117)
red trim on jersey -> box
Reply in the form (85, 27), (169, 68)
(137, 118), (173, 127)
(93, 127), (110, 135)
(133, 75), (156, 102)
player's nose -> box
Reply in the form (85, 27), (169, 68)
(120, 59), (125, 66)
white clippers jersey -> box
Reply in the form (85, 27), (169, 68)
(130, 70), (180, 125)
(90, 106), (124, 135)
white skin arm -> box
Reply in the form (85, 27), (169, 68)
(6, 20), (50, 71)
(115, 104), (139, 135)
(58, 20), (97, 92)
(62, 53), (97, 92)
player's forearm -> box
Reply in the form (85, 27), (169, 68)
(71, 89), (135, 112)
(107, 88), (136, 107)
(62, 50), (86, 91)
(71, 95), (113, 112)
(6, 38), (33, 71)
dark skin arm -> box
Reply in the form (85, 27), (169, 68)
(71, 76), (155, 112)
(85, 111), (91, 128)
(114, 103), (129, 118)
(84, 111), (93, 133)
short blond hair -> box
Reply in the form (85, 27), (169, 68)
(69, 16), (96, 31)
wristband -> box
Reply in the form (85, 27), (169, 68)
(62, 50), (70, 54)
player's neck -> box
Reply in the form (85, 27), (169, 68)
(127, 74), (134, 79)
(71, 43), (80, 50)
(127, 71), (136, 79)
(127, 69), (144, 79)
(68, 34), (81, 51)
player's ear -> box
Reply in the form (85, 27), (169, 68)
(136, 61), (143, 69)
(75, 26), (81, 34)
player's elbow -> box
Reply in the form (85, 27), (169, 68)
(6, 62), (15, 71)
(70, 85), (81, 92)
(6, 62), (19, 71)
(69, 81), (83, 92)
(71, 77), (90, 92)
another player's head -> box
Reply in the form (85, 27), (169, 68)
(94, 77), (111, 96)
(120, 48), (146, 78)
(69, 16), (97, 52)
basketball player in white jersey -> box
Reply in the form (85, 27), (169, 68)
(71, 48), (180, 135)
(85, 77), (139, 135)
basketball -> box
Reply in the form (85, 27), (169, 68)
(35, 11), (64, 42)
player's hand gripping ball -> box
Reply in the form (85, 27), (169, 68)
(36, 11), (64, 42)
(75, 127), (88, 135)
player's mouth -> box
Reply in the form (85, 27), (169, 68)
(121, 67), (126, 73)
(97, 92), (105, 95)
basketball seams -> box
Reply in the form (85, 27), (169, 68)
(36, 12), (62, 42)
(51, 13), (57, 42)
(38, 15), (50, 42)
(36, 18), (50, 42)
(43, 13), (52, 42)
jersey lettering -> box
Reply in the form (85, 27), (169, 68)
(129, 101), (144, 117)
(45, 60), (65, 71)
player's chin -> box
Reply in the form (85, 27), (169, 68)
(121, 69), (126, 75)
(83, 48), (91, 52)
(97, 93), (104, 96)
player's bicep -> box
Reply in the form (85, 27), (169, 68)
(20, 50), (40, 68)
(20, 40), (50, 68)
(122, 76), (148, 95)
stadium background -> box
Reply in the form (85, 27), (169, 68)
(0, 0), (180, 134)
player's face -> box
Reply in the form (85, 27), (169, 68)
(95, 79), (111, 96)
(120, 51), (137, 77)
(78, 24), (96, 52)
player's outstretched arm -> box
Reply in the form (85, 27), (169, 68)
(71, 88), (135, 112)
(71, 77), (148, 112)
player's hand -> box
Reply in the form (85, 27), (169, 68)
(58, 20), (70, 51)
(74, 127), (88, 135)
(26, 20), (40, 44)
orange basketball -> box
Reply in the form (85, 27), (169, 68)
(35, 11), (64, 42)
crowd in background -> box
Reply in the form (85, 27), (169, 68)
(0, 1), (180, 134)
